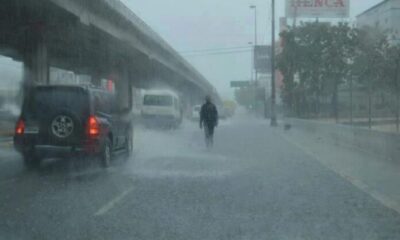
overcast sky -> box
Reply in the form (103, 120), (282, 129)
(120, 0), (382, 99)
(0, 0), (384, 96)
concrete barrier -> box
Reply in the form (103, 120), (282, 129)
(285, 118), (400, 162)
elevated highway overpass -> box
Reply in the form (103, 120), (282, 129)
(0, 0), (220, 110)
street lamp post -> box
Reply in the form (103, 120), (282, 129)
(250, 5), (258, 46)
(270, 0), (278, 126)
(250, 5), (259, 115)
(248, 41), (256, 111)
(250, 5), (258, 84)
(248, 41), (254, 83)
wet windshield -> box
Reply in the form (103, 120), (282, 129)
(2, 0), (400, 240)
(25, 87), (89, 118)
(143, 95), (173, 106)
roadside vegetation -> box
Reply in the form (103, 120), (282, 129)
(278, 22), (400, 130)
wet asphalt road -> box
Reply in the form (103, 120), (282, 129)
(1, 117), (400, 240)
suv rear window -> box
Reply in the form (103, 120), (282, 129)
(24, 87), (89, 118)
(143, 95), (173, 106)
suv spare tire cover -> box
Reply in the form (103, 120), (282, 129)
(48, 110), (82, 142)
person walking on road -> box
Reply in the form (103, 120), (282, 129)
(200, 96), (218, 148)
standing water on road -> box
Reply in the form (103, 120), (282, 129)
(2, 0), (400, 239)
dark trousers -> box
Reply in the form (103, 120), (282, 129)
(204, 124), (215, 147)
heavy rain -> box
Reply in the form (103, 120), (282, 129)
(1, 0), (400, 239)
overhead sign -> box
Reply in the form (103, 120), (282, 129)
(230, 81), (251, 88)
(254, 45), (271, 74)
(285, 0), (350, 18)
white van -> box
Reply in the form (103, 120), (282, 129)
(141, 90), (182, 128)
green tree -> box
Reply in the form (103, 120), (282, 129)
(352, 27), (388, 128)
(234, 87), (256, 109)
(322, 23), (357, 122)
(295, 22), (329, 117)
(382, 43), (400, 131)
(278, 22), (356, 119)
(278, 22), (392, 124)
(277, 29), (299, 116)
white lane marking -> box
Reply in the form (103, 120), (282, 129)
(69, 167), (118, 178)
(134, 169), (232, 179)
(279, 132), (400, 215)
(94, 187), (133, 216)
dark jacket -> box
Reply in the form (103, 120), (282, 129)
(200, 102), (218, 127)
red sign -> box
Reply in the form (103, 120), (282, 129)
(107, 80), (115, 92)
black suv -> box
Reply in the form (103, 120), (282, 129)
(14, 85), (133, 168)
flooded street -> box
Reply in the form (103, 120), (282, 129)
(1, 114), (400, 240)
(2, 1), (400, 239)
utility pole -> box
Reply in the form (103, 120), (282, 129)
(270, 0), (278, 126)
(248, 42), (254, 83)
(350, 75), (353, 126)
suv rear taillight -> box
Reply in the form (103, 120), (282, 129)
(15, 119), (25, 135)
(87, 115), (100, 137)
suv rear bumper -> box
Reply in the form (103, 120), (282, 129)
(34, 145), (87, 158)
(14, 136), (103, 159)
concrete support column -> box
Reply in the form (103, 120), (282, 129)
(188, 90), (201, 107)
(91, 71), (103, 87)
(23, 40), (49, 86)
(115, 64), (132, 112)
(22, 36), (49, 101)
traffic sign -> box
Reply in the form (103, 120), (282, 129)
(254, 45), (271, 73)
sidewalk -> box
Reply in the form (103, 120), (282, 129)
(279, 127), (400, 214)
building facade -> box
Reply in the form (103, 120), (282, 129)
(357, 0), (400, 41)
